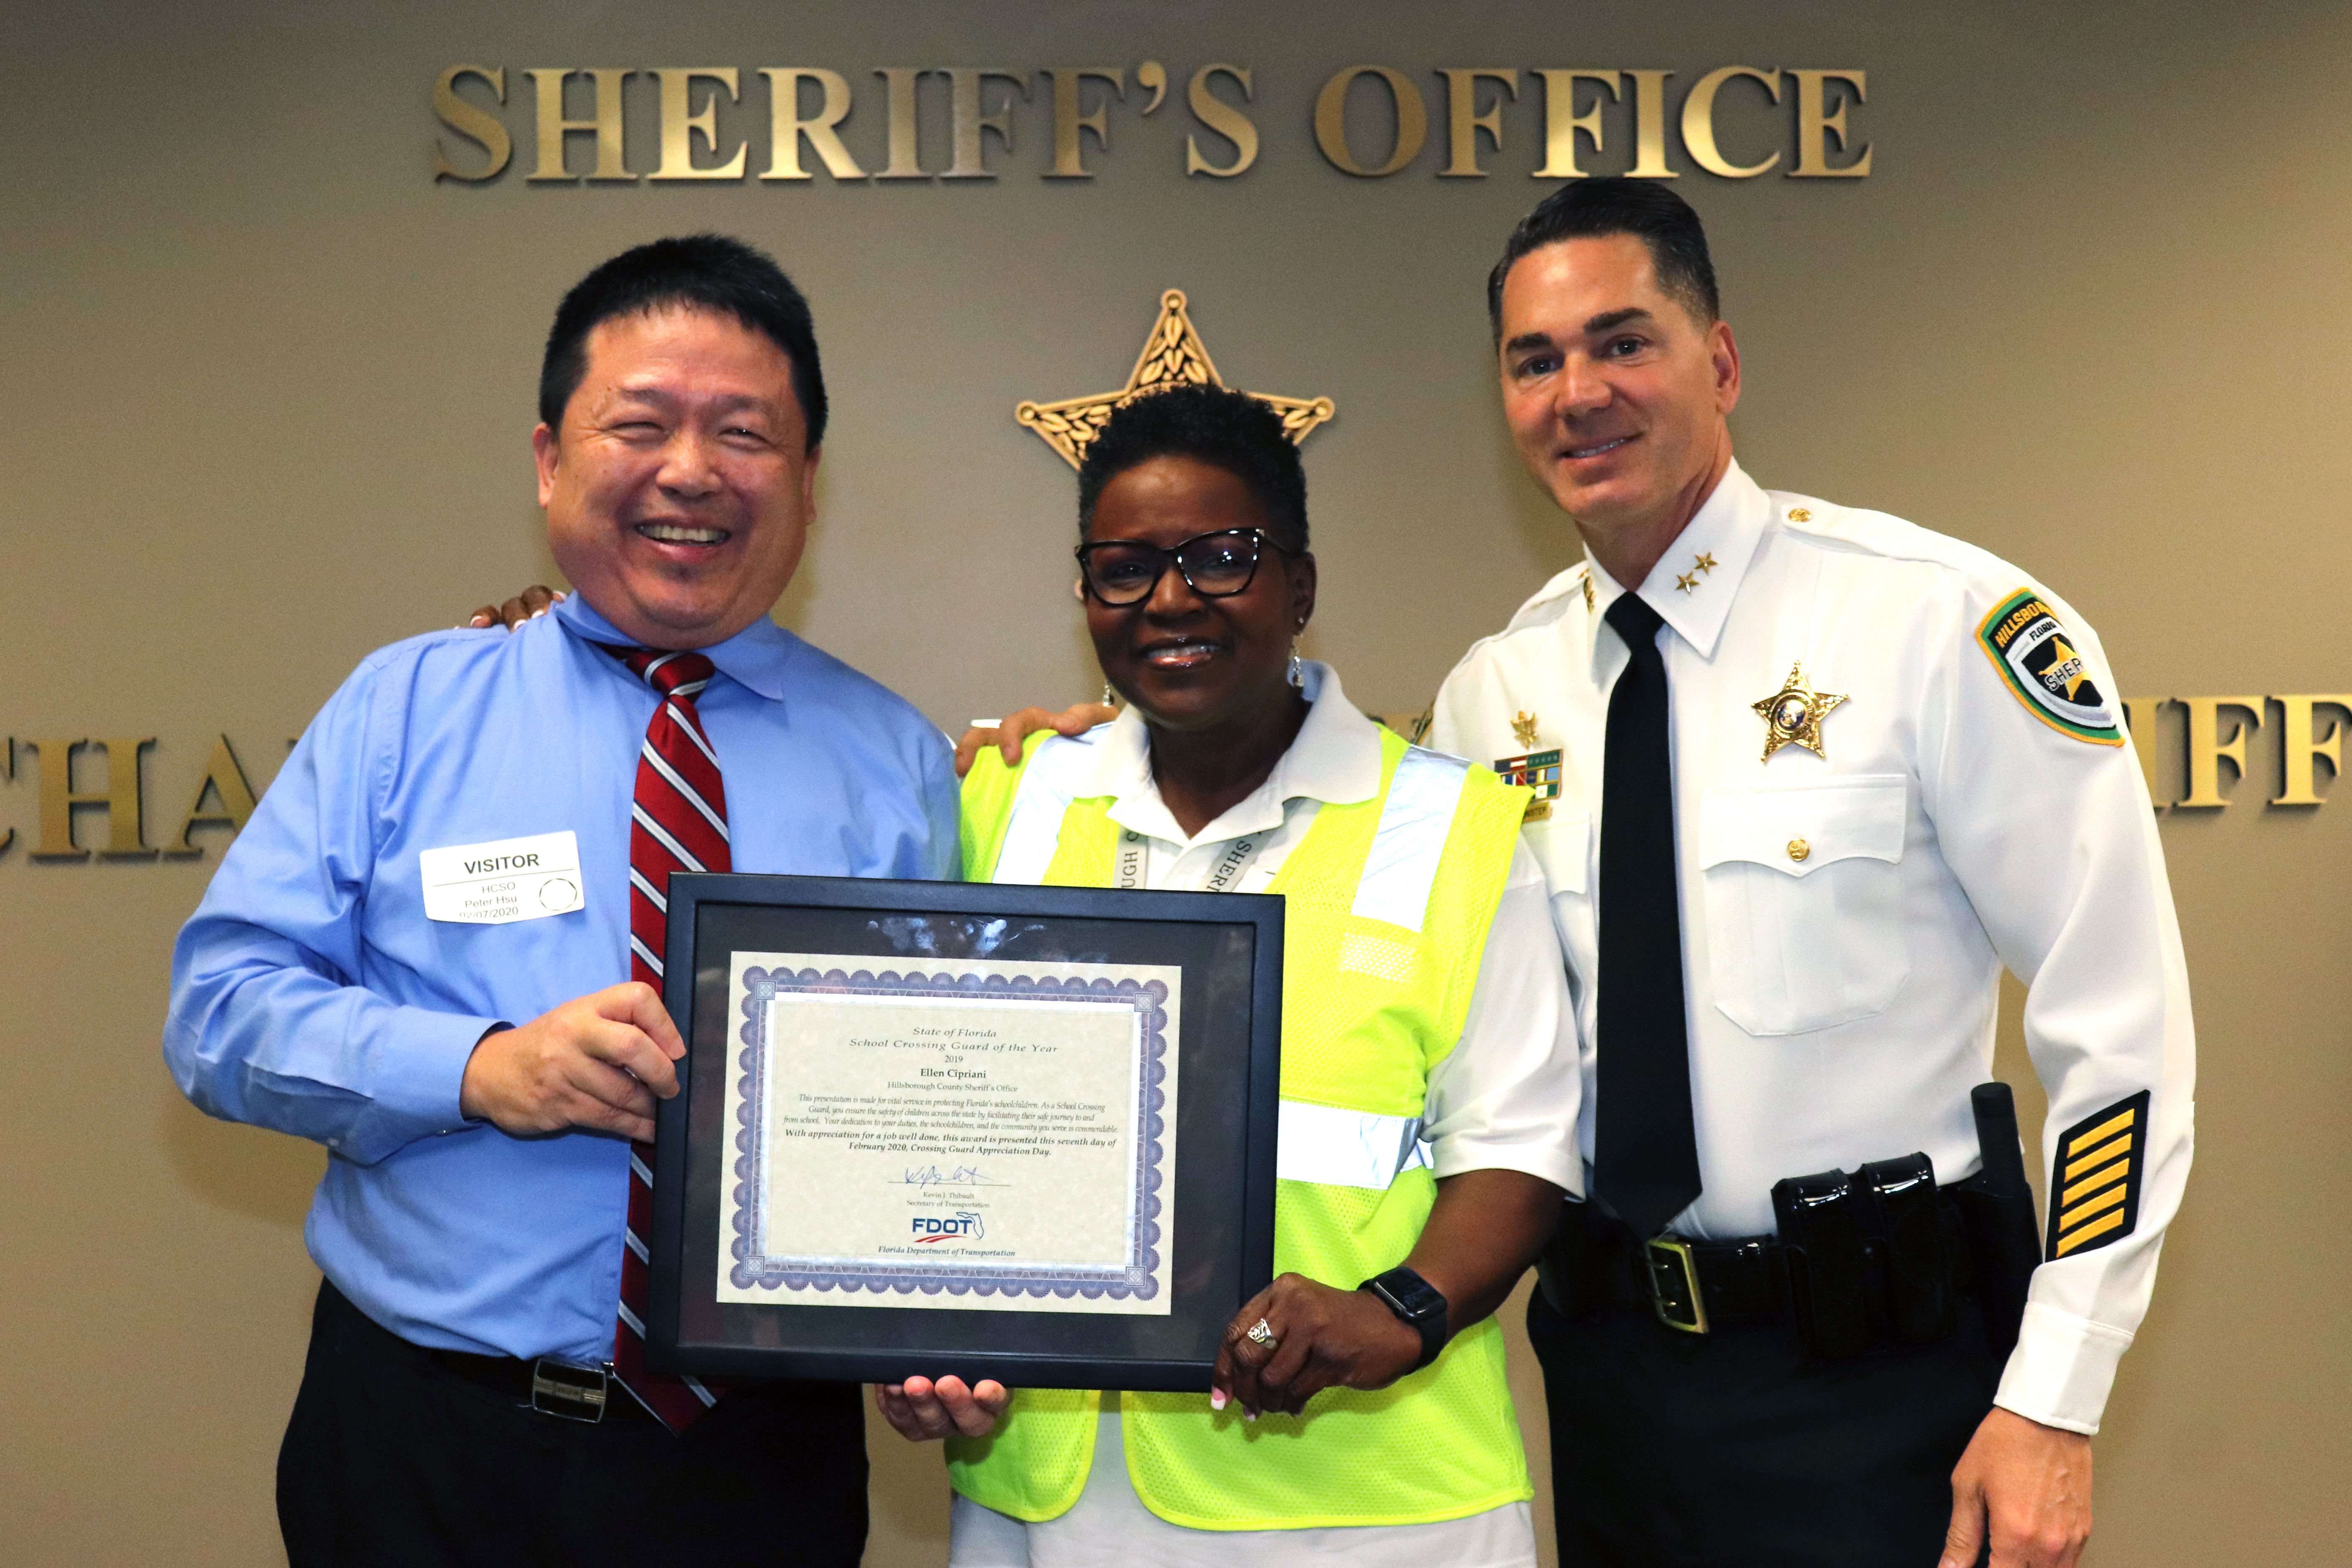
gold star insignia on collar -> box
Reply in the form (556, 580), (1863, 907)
(1693, 552), (1718, 574)
(1752, 661), (1849, 762)
(1511, 711), (1541, 749)
(1015, 290), (1335, 469)
(1582, 575), (1596, 612)
(1675, 571), (1700, 593)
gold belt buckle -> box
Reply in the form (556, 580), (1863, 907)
(1643, 1235), (1710, 1335)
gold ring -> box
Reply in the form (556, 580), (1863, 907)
(1245, 1317), (1277, 1350)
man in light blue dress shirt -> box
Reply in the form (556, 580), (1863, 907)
(165, 236), (955, 1565)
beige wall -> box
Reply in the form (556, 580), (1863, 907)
(4, 2), (2346, 1561)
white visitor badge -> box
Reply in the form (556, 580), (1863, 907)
(419, 831), (584, 924)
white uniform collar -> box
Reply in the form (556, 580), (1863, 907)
(1061, 661), (1384, 847)
(1583, 458), (1773, 674)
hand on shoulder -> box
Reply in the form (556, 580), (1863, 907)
(461, 585), (564, 631)
(953, 702), (1117, 778)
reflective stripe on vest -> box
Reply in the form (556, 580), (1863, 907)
(1351, 747), (1471, 933)
(994, 733), (1101, 883)
(1276, 1099), (1433, 1190)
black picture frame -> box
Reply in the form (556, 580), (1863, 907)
(649, 871), (1283, 1391)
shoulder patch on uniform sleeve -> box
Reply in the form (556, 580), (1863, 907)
(2046, 1090), (2150, 1260)
(1976, 588), (2125, 746)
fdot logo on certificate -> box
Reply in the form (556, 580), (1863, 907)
(419, 831), (584, 924)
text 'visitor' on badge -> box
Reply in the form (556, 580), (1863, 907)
(419, 830), (584, 924)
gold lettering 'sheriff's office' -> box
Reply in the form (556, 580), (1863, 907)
(429, 63), (1876, 185)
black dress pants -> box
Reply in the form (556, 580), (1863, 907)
(1529, 1287), (2001, 1568)
(278, 1280), (867, 1567)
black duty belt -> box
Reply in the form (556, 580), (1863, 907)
(1637, 1233), (1792, 1334)
(1540, 1150), (1983, 1363)
(1539, 1210), (1806, 1334)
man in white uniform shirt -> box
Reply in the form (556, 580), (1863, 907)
(1426, 180), (2193, 1568)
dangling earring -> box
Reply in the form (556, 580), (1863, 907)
(1100, 682), (1117, 708)
(1287, 645), (1304, 689)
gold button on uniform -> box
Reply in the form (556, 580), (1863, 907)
(1788, 838), (1810, 862)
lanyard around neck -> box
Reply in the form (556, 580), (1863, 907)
(1113, 826), (1271, 892)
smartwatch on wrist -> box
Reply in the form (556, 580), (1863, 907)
(1361, 1266), (1450, 1371)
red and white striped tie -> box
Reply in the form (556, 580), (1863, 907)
(610, 646), (731, 1430)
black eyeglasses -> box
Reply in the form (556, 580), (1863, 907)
(1075, 528), (1294, 607)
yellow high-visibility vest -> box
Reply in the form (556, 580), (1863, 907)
(946, 724), (1534, 1530)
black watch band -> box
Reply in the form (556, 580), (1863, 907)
(1361, 1265), (1449, 1372)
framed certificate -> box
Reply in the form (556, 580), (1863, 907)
(647, 872), (1283, 1391)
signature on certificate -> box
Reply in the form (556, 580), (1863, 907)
(902, 1164), (999, 1189)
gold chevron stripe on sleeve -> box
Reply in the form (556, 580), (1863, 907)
(2067, 1106), (2138, 1155)
(2053, 1208), (2127, 1256)
(2058, 1181), (2130, 1231)
(2060, 1158), (2131, 1207)
(2063, 1132), (2136, 1181)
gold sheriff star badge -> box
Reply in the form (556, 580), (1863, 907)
(1015, 290), (1336, 469)
(1752, 661), (1849, 763)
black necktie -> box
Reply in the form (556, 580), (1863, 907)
(1593, 592), (1703, 1237)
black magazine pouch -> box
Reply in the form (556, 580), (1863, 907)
(1772, 1168), (1871, 1362)
(1858, 1153), (1959, 1348)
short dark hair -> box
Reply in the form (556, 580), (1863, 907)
(1077, 384), (1309, 552)
(538, 234), (827, 451)
(1487, 179), (1719, 338)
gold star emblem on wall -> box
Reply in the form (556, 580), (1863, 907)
(1015, 289), (1337, 469)
(1752, 661), (1850, 763)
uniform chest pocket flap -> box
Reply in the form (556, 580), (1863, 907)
(1697, 776), (1910, 1037)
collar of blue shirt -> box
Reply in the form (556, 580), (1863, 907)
(550, 591), (799, 703)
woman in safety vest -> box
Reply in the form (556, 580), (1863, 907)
(879, 384), (1580, 1566)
